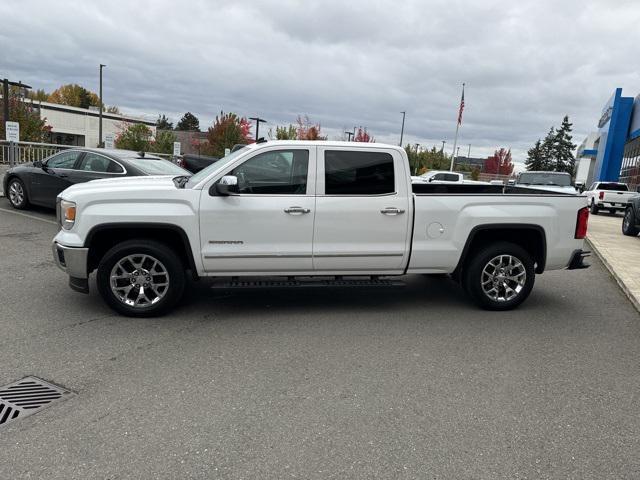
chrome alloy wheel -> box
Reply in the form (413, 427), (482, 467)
(9, 181), (24, 206)
(480, 254), (527, 302)
(110, 254), (170, 308)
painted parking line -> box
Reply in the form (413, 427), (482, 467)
(0, 207), (58, 225)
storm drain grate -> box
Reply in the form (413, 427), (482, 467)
(0, 376), (72, 428)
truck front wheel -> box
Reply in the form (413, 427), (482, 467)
(96, 240), (185, 317)
(463, 242), (535, 311)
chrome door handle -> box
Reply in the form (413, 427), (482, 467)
(284, 206), (311, 214)
(380, 207), (405, 215)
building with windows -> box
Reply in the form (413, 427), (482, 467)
(576, 88), (640, 188)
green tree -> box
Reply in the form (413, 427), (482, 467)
(156, 114), (173, 130)
(149, 130), (177, 154)
(203, 111), (252, 157)
(115, 123), (151, 151)
(106, 105), (120, 114)
(48, 84), (101, 109)
(27, 88), (48, 101)
(0, 95), (50, 142)
(175, 112), (200, 131)
(552, 115), (576, 174)
(274, 124), (297, 140)
(539, 127), (556, 170)
(525, 139), (545, 171)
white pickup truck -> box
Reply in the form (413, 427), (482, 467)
(583, 181), (635, 214)
(52, 141), (590, 317)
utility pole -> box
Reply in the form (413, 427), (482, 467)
(249, 117), (267, 141)
(99, 64), (106, 147)
(441, 140), (446, 152)
(399, 111), (406, 147)
(345, 131), (354, 141)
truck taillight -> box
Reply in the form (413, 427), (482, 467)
(575, 207), (589, 239)
(599, 191), (604, 200)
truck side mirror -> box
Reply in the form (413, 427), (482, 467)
(211, 175), (239, 196)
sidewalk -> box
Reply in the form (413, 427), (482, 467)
(587, 212), (640, 311)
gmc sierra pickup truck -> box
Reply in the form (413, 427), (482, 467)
(52, 141), (590, 317)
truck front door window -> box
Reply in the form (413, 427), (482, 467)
(231, 149), (309, 194)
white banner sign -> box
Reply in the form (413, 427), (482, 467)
(173, 142), (181, 156)
(5, 121), (19, 142)
(104, 133), (115, 149)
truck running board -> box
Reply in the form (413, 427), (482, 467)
(210, 276), (406, 290)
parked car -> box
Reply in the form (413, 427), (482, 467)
(515, 171), (578, 194)
(621, 193), (640, 236)
(411, 170), (487, 184)
(176, 154), (220, 174)
(3, 148), (190, 210)
(584, 181), (635, 214)
(52, 140), (589, 317)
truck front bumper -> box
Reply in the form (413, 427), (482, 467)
(52, 241), (90, 293)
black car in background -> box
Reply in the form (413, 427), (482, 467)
(3, 148), (190, 210)
(176, 153), (220, 173)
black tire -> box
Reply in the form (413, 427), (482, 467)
(590, 199), (599, 215)
(622, 208), (639, 236)
(96, 240), (185, 317)
(462, 241), (535, 311)
(7, 177), (30, 210)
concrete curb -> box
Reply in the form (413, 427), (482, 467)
(586, 237), (640, 313)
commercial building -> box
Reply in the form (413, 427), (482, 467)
(33, 100), (156, 147)
(576, 88), (640, 187)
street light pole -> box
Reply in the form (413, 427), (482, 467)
(467, 143), (471, 159)
(249, 117), (266, 141)
(399, 111), (406, 147)
(99, 64), (106, 147)
(441, 140), (446, 152)
(345, 131), (354, 141)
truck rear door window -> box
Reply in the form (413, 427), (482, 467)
(324, 151), (394, 195)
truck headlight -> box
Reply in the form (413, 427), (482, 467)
(60, 200), (77, 230)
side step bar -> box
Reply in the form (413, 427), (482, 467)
(210, 276), (406, 290)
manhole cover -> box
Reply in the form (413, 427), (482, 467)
(0, 376), (72, 427)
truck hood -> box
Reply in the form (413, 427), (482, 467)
(60, 175), (178, 198)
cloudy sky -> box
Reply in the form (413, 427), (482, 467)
(2, 0), (640, 163)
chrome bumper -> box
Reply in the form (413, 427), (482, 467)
(52, 241), (89, 279)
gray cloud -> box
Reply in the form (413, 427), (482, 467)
(2, 0), (639, 162)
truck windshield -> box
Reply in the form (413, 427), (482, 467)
(518, 173), (571, 186)
(187, 146), (249, 187)
(598, 183), (628, 191)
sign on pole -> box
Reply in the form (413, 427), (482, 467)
(104, 133), (115, 149)
(173, 142), (181, 156)
(5, 121), (19, 142)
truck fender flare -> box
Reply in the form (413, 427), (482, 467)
(83, 222), (198, 273)
(452, 223), (547, 278)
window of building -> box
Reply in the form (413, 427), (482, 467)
(324, 150), (394, 195)
(230, 149), (309, 194)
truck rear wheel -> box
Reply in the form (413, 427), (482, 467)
(463, 242), (535, 311)
(590, 199), (599, 215)
(96, 240), (185, 317)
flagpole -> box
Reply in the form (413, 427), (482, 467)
(449, 82), (465, 171)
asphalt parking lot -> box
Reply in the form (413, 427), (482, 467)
(1, 199), (639, 480)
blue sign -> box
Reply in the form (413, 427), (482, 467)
(593, 88), (634, 182)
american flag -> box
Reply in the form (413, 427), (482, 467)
(457, 84), (465, 125)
